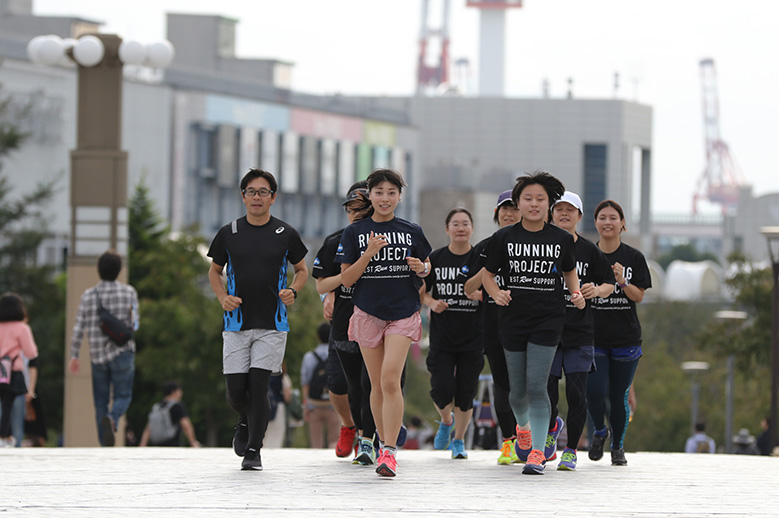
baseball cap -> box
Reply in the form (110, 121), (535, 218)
(342, 187), (368, 206)
(554, 191), (583, 213)
(495, 189), (513, 209)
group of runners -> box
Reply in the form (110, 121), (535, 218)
(208, 167), (651, 477)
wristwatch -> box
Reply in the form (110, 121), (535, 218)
(290, 288), (298, 299)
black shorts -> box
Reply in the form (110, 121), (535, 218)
(550, 345), (595, 378)
(327, 340), (348, 396)
(499, 329), (560, 352)
(426, 348), (484, 411)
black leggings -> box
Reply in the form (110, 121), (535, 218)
(225, 368), (272, 450)
(484, 342), (517, 440)
(548, 371), (588, 450)
(335, 349), (375, 439)
(0, 389), (17, 437)
(586, 356), (639, 450)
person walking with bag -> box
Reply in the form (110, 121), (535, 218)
(69, 251), (139, 447)
(0, 294), (39, 447)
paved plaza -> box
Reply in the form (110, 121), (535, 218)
(1, 447), (776, 517)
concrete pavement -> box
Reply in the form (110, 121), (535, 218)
(1, 447), (776, 517)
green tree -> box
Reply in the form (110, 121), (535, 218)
(127, 182), (230, 446)
(0, 89), (64, 442)
(657, 243), (720, 270)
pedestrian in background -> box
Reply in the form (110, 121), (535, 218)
(69, 251), (139, 447)
(0, 293), (39, 448)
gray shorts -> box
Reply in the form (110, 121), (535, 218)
(223, 329), (287, 374)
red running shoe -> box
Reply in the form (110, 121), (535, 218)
(336, 426), (357, 458)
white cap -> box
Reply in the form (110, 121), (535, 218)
(554, 191), (583, 213)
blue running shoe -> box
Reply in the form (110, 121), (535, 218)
(557, 447), (577, 471)
(544, 416), (565, 461)
(397, 425), (408, 448)
(434, 413), (455, 450)
(514, 430), (532, 463)
(451, 439), (468, 459)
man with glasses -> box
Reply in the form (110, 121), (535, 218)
(208, 168), (308, 470)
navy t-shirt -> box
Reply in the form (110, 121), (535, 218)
(484, 222), (576, 344)
(560, 234), (615, 348)
(591, 242), (652, 349)
(208, 216), (308, 332)
(312, 228), (355, 342)
(336, 216), (432, 321)
(424, 246), (483, 352)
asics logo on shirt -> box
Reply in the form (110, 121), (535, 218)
(337, 244), (344, 252)
(314, 257), (320, 266)
(276, 227), (285, 234)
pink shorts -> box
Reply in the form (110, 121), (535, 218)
(348, 307), (422, 349)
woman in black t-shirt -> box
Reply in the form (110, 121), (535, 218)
(587, 200), (652, 467)
(548, 192), (615, 471)
(422, 208), (483, 460)
(464, 190), (521, 465)
(482, 171), (585, 475)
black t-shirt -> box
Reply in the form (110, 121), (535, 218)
(207, 216), (308, 332)
(484, 222), (576, 342)
(424, 246), (483, 352)
(474, 235), (504, 337)
(591, 242), (652, 349)
(312, 229), (354, 342)
(560, 234), (616, 348)
(336, 217), (432, 321)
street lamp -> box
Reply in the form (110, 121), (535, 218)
(681, 361), (710, 435)
(761, 226), (779, 451)
(27, 33), (174, 446)
(715, 310), (748, 453)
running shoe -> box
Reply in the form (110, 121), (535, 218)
(611, 448), (627, 466)
(588, 428), (610, 461)
(354, 437), (376, 465)
(451, 439), (468, 459)
(557, 447), (577, 471)
(544, 416), (565, 461)
(433, 413), (455, 450)
(241, 448), (263, 471)
(522, 449), (546, 475)
(232, 419), (248, 457)
(397, 424), (408, 447)
(497, 438), (518, 465)
(375, 451), (397, 477)
(336, 426), (357, 458)
(514, 430), (532, 463)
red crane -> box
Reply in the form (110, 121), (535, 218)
(692, 58), (748, 214)
(416, 0), (451, 94)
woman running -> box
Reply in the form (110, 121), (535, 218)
(547, 192), (615, 470)
(423, 208), (483, 460)
(464, 190), (521, 465)
(482, 171), (585, 475)
(587, 199), (651, 466)
(337, 168), (432, 477)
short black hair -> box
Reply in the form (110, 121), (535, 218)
(367, 168), (406, 193)
(0, 293), (26, 322)
(240, 168), (278, 194)
(317, 322), (331, 343)
(97, 251), (123, 281)
(512, 170), (565, 208)
(695, 422), (706, 432)
(163, 381), (180, 397)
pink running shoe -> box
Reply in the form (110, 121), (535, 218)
(375, 451), (397, 477)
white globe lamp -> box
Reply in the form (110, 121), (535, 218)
(73, 35), (105, 67)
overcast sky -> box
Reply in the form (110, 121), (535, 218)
(34, 0), (779, 216)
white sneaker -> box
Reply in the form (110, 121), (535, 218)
(0, 436), (17, 447)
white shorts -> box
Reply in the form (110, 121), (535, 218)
(222, 329), (287, 374)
